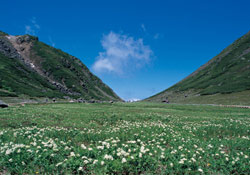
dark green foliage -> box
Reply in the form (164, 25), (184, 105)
(0, 90), (17, 97)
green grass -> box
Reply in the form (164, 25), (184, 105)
(0, 52), (63, 98)
(0, 102), (249, 174)
(171, 31), (250, 95)
(147, 31), (250, 104)
(146, 89), (250, 105)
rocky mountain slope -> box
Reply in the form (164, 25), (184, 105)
(0, 31), (121, 101)
(145, 31), (250, 105)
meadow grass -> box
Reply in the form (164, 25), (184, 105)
(0, 102), (249, 174)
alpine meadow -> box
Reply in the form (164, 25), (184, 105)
(0, 103), (249, 174)
(0, 0), (250, 174)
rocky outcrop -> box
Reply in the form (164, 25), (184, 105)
(0, 36), (22, 59)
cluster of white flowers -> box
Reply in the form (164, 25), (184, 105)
(117, 148), (129, 156)
(104, 154), (114, 160)
(0, 112), (249, 174)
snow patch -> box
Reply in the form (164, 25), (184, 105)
(30, 63), (35, 68)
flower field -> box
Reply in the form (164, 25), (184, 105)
(0, 102), (249, 174)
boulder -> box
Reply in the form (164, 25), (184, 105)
(89, 100), (95, 103)
(78, 98), (84, 103)
(0, 100), (8, 108)
(162, 99), (169, 103)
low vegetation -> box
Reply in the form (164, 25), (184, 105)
(147, 31), (250, 104)
(0, 102), (249, 174)
(0, 52), (61, 98)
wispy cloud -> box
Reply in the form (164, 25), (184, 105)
(140, 24), (163, 40)
(92, 31), (153, 75)
(153, 33), (164, 40)
(153, 33), (160, 39)
(25, 17), (40, 35)
(48, 36), (55, 47)
(141, 24), (146, 32)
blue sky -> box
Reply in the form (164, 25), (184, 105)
(1, 0), (250, 100)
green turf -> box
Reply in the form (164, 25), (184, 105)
(0, 102), (249, 174)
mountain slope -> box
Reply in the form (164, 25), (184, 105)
(0, 31), (121, 101)
(146, 31), (250, 105)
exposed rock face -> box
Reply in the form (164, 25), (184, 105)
(0, 36), (22, 59)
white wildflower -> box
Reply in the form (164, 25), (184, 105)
(56, 162), (63, 167)
(122, 158), (127, 163)
(70, 152), (75, 157)
(198, 168), (203, 173)
(81, 144), (87, 149)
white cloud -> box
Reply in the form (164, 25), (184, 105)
(92, 31), (153, 75)
(25, 17), (40, 35)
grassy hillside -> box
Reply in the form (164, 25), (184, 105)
(0, 102), (249, 174)
(0, 52), (62, 98)
(31, 40), (120, 100)
(0, 31), (121, 101)
(146, 31), (250, 104)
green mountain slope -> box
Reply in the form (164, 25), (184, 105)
(0, 31), (121, 101)
(146, 31), (250, 105)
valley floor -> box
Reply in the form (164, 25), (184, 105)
(0, 102), (249, 174)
